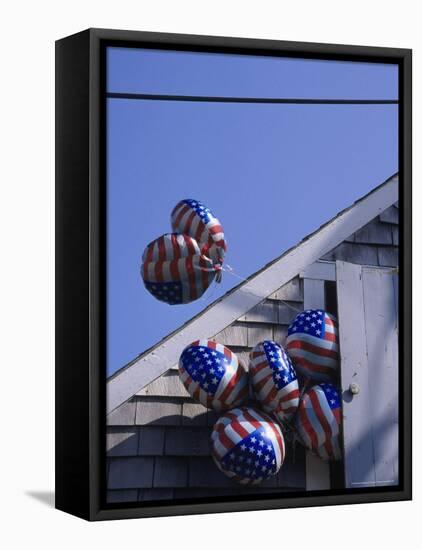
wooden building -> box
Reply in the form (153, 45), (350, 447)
(106, 174), (399, 503)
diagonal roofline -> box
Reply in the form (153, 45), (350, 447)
(107, 173), (398, 414)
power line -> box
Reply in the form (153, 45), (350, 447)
(106, 92), (398, 105)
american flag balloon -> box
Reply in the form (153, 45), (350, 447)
(178, 340), (248, 411)
(211, 406), (285, 484)
(249, 341), (299, 424)
(286, 309), (339, 382)
(171, 199), (227, 268)
(296, 383), (342, 461)
(141, 233), (219, 304)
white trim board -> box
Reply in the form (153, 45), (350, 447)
(107, 174), (398, 414)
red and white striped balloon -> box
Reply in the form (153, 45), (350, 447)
(211, 406), (285, 484)
(178, 340), (248, 411)
(286, 309), (339, 382)
(295, 383), (342, 461)
(171, 199), (227, 268)
(249, 340), (300, 424)
(141, 233), (218, 304)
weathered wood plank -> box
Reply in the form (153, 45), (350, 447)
(277, 301), (301, 324)
(303, 278), (325, 310)
(188, 457), (234, 487)
(138, 426), (165, 455)
(165, 427), (210, 456)
(107, 427), (139, 456)
(153, 457), (188, 487)
(214, 323), (248, 347)
(336, 261), (376, 488)
(392, 273), (399, 322)
(107, 175), (398, 413)
(379, 205), (399, 224)
(108, 457), (154, 489)
(322, 242), (379, 266)
(362, 267), (398, 486)
(303, 277), (330, 490)
(273, 325), (288, 346)
(300, 261), (336, 281)
(136, 371), (189, 398)
(268, 277), (303, 301)
(377, 246), (398, 267)
(239, 300), (278, 323)
(135, 398), (182, 426)
(392, 225), (399, 246)
(181, 402), (208, 426)
(107, 399), (137, 426)
(353, 219), (393, 245)
(247, 323), (273, 346)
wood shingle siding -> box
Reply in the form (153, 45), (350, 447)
(153, 457), (188, 487)
(377, 246), (399, 267)
(322, 242), (380, 265)
(138, 426), (165, 455)
(181, 402), (209, 425)
(107, 399), (136, 426)
(213, 323), (248, 347)
(135, 397), (182, 425)
(268, 276), (303, 301)
(238, 300), (278, 323)
(353, 219), (393, 245)
(392, 226), (399, 246)
(165, 427), (210, 456)
(136, 371), (190, 398)
(108, 457), (154, 489)
(107, 427), (139, 456)
(379, 205), (399, 224)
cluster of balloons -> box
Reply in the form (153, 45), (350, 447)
(178, 309), (342, 485)
(141, 199), (227, 305)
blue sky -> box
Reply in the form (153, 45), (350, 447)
(107, 48), (398, 376)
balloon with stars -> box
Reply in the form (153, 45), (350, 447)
(249, 340), (300, 425)
(211, 406), (285, 484)
(171, 199), (227, 268)
(178, 340), (248, 411)
(141, 233), (220, 305)
(286, 309), (339, 382)
(295, 383), (342, 461)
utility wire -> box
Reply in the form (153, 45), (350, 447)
(107, 92), (398, 105)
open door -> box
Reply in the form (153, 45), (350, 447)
(336, 261), (399, 488)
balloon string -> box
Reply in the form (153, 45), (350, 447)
(222, 264), (302, 313)
(193, 262), (302, 314)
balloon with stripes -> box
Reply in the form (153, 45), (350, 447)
(286, 309), (339, 382)
(211, 406), (285, 484)
(171, 199), (227, 269)
(249, 340), (300, 425)
(178, 340), (248, 411)
(141, 233), (220, 304)
(295, 383), (342, 461)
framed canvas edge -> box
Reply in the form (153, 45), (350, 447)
(55, 28), (412, 521)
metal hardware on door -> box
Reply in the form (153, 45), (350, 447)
(349, 383), (360, 395)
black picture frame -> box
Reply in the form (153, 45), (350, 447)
(55, 28), (412, 521)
